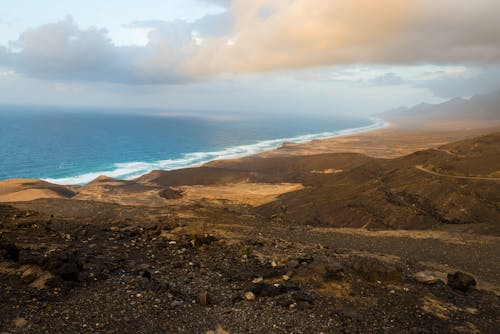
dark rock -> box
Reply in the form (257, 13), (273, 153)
(275, 295), (293, 307)
(251, 282), (282, 297)
(323, 263), (345, 281)
(162, 224), (173, 231)
(447, 271), (476, 292)
(291, 291), (314, 304)
(45, 252), (84, 281)
(190, 234), (216, 248)
(159, 187), (182, 200)
(347, 256), (402, 282)
(141, 270), (152, 280)
(261, 267), (287, 279)
(250, 282), (300, 297)
(0, 242), (20, 262)
(58, 262), (81, 281)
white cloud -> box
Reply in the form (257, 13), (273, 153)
(0, 0), (499, 92)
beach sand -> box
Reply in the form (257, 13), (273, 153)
(253, 124), (500, 159)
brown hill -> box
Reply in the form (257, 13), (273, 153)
(257, 132), (500, 233)
(0, 178), (76, 202)
(136, 153), (373, 187)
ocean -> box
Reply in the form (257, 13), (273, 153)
(0, 106), (385, 185)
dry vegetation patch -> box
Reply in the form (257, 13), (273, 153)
(174, 182), (304, 206)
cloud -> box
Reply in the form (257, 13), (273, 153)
(197, 0), (232, 8)
(417, 66), (500, 98)
(186, 0), (500, 75)
(369, 73), (404, 86)
(0, 16), (195, 84)
(328, 64), (500, 98)
(1, 1), (500, 86)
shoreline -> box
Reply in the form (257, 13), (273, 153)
(39, 117), (389, 185)
(4, 117), (499, 187)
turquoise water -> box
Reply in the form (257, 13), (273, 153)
(0, 106), (384, 185)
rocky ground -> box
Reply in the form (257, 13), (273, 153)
(1, 202), (499, 333)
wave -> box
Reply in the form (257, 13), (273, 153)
(43, 118), (388, 185)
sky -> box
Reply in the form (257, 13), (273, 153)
(1, 0), (500, 115)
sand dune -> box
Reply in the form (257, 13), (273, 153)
(0, 179), (76, 202)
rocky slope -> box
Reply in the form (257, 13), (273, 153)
(1, 202), (499, 333)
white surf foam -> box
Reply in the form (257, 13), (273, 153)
(43, 118), (388, 185)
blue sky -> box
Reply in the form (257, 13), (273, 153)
(1, 0), (499, 115)
(0, 0), (224, 46)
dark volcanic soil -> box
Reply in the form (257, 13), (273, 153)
(1, 202), (499, 333)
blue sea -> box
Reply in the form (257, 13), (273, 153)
(0, 106), (385, 185)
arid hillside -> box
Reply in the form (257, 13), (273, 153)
(258, 132), (500, 233)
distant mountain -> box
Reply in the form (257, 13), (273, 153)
(379, 91), (500, 129)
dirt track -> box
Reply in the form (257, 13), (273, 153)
(415, 165), (500, 182)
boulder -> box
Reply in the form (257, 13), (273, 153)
(45, 251), (84, 281)
(447, 271), (476, 292)
(347, 256), (402, 282)
(414, 271), (442, 285)
(0, 242), (20, 262)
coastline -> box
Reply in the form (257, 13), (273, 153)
(3, 119), (498, 205)
(250, 120), (500, 160)
(41, 117), (389, 185)
(4, 116), (499, 187)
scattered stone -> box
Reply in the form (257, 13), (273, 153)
(21, 267), (38, 283)
(13, 317), (28, 328)
(414, 271), (442, 285)
(244, 291), (256, 300)
(252, 276), (264, 284)
(197, 291), (209, 306)
(171, 300), (183, 307)
(447, 271), (476, 292)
